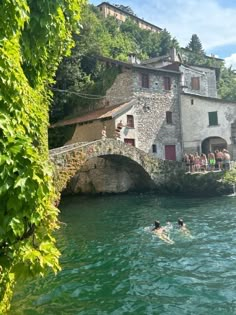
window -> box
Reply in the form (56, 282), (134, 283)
(164, 77), (171, 90)
(191, 77), (200, 90)
(127, 115), (134, 128)
(166, 111), (172, 124)
(152, 144), (157, 153)
(191, 99), (194, 105)
(141, 73), (149, 88)
(124, 138), (135, 146)
(208, 111), (218, 126)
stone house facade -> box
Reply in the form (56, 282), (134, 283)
(144, 52), (236, 159)
(52, 56), (183, 161)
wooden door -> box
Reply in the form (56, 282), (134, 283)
(165, 145), (176, 160)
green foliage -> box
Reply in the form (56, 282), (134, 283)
(218, 66), (236, 101)
(0, 0), (85, 312)
(184, 35), (236, 102)
(183, 34), (223, 68)
(222, 167), (236, 185)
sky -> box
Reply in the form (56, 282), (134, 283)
(90, 0), (236, 69)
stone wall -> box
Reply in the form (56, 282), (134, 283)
(181, 65), (217, 98)
(105, 69), (134, 106)
(132, 70), (182, 160)
(193, 66), (218, 98)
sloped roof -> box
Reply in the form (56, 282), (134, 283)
(51, 100), (135, 128)
(182, 92), (236, 104)
(97, 55), (181, 75)
(141, 55), (170, 65)
(160, 62), (181, 71)
(97, 2), (162, 31)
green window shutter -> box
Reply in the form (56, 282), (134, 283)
(208, 111), (218, 126)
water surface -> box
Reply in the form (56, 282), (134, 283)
(9, 194), (236, 314)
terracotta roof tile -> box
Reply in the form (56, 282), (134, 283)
(51, 100), (135, 128)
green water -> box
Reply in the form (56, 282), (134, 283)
(9, 194), (236, 315)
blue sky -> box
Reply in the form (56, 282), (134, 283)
(90, 0), (236, 68)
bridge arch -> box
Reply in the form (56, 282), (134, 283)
(66, 154), (156, 194)
(50, 139), (182, 195)
(201, 136), (228, 155)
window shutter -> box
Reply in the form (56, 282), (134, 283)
(191, 77), (200, 90)
(208, 112), (218, 126)
(141, 73), (149, 88)
(164, 77), (171, 90)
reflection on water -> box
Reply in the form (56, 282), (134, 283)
(9, 194), (236, 315)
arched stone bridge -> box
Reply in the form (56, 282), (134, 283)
(50, 139), (183, 194)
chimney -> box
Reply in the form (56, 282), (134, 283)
(169, 47), (177, 62)
(128, 52), (140, 64)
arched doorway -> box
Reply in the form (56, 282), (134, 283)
(201, 137), (227, 155)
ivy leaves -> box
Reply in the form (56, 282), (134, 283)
(0, 0), (85, 312)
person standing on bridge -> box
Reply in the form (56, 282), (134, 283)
(101, 126), (107, 140)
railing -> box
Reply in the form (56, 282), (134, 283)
(49, 140), (99, 157)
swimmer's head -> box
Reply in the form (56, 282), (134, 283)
(154, 220), (160, 228)
(178, 218), (184, 226)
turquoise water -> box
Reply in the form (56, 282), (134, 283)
(9, 194), (236, 315)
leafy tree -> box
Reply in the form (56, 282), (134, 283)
(218, 66), (236, 101)
(158, 29), (179, 56)
(0, 0), (85, 312)
(114, 4), (135, 15)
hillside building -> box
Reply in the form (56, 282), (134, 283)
(97, 2), (162, 33)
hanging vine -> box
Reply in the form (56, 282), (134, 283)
(0, 0), (86, 312)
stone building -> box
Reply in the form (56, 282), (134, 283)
(97, 2), (162, 33)
(179, 64), (236, 158)
(51, 56), (183, 161)
(51, 51), (236, 161)
(142, 50), (236, 159)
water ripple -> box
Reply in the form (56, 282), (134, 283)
(9, 194), (236, 315)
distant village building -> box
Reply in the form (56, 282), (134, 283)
(51, 49), (236, 161)
(97, 2), (162, 33)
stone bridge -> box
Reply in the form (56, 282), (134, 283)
(50, 139), (184, 194)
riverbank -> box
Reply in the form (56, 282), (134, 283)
(61, 168), (235, 198)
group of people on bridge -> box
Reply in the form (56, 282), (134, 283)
(183, 149), (231, 173)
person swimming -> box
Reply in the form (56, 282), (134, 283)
(152, 220), (174, 244)
(178, 218), (191, 236)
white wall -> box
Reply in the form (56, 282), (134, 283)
(114, 106), (137, 143)
(181, 94), (236, 153)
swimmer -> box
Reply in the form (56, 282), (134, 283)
(152, 221), (174, 244)
(178, 218), (191, 236)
